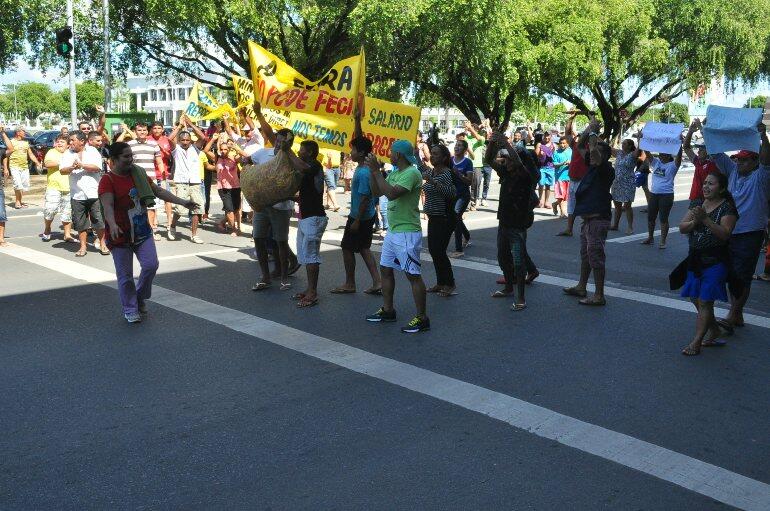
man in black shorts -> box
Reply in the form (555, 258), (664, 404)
(330, 136), (382, 294)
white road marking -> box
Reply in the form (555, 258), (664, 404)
(1, 242), (769, 511)
(607, 230), (662, 243)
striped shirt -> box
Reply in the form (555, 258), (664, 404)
(127, 139), (161, 179)
(422, 168), (455, 217)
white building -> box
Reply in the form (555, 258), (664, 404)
(419, 107), (468, 133)
(126, 74), (224, 126)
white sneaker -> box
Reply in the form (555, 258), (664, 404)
(167, 229), (176, 241)
(124, 312), (142, 323)
(191, 235), (204, 244)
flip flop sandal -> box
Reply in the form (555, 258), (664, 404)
(578, 297), (606, 306)
(251, 282), (271, 291)
(716, 319), (734, 335)
(330, 287), (356, 294)
(701, 339), (727, 347)
(363, 288), (383, 295)
(280, 282), (292, 291)
(99, 248), (111, 256)
(426, 285), (442, 293)
(563, 287), (587, 298)
(297, 297), (319, 308)
(681, 346), (701, 356)
(511, 303), (527, 311)
(438, 290), (458, 297)
(75, 251), (87, 257)
(290, 293), (306, 301)
(491, 290), (513, 298)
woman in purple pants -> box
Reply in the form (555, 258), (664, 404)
(99, 142), (198, 323)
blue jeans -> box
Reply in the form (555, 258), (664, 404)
(0, 182), (6, 222)
(324, 168), (341, 190)
(481, 166), (493, 200)
(454, 195), (471, 251)
(375, 195), (389, 230)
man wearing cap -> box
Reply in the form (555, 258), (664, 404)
(364, 140), (430, 333)
(710, 122), (770, 331)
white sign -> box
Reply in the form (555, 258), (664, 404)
(702, 105), (763, 154)
(639, 122), (684, 155)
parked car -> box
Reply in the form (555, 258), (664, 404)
(30, 130), (61, 174)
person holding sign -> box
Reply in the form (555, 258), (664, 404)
(641, 135), (683, 249)
(709, 122), (770, 332)
(364, 141), (430, 334)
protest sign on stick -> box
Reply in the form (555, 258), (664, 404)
(639, 122), (684, 155)
(702, 105), (763, 154)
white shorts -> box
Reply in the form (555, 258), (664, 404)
(380, 231), (423, 275)
(11, 166), (30, 191)
(151, 179), (170, 210)
(567, 178), (581, 216)
(43, 190), (72, 222)
(296, 216), (328, 265)
(241, 193), (253, 213)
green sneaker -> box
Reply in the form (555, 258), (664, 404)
(401, 316), (430, 333)
(366, 308), (397, 322)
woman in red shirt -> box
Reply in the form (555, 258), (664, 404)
(99, 142), (198, 323)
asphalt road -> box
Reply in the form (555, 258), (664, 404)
(1, 170), (769, 510)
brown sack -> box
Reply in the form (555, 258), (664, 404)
(240, 150), (302, 210)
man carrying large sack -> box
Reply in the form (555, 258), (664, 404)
(246, 103), (310, 291)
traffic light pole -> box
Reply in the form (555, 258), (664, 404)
(103, 0), (111, 110)
(66, 0), (77, 127)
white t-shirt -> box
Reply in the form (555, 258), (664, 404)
(649, 158), (679, 195)
(250, 147), (294, 210)
(171, 145), (201, 184)
(61, 146), (104, 200)
(238, 131), (264, 156)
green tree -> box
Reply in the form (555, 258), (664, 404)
(4, 82), (55, 121)
(539, 0), (770, 142)
(54, 81), (105, 120)
(744, 95), (768, 108)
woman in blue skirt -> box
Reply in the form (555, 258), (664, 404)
(678, 171), (738, 355)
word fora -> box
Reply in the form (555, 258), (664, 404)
(291, 120), (348, 147)
(257, 80), (355, 116)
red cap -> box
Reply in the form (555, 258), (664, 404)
(734, 150), (759, 160)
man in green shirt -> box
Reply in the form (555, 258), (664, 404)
(364, 140), (430, 333)
(465, 121), (490, 209)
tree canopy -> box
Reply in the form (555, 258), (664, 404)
(5, 0), (770, 134)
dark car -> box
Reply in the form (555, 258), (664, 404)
(0, 129), (39, 173)
(30, 130), (62, 174)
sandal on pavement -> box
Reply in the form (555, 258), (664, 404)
(330, 287), (356, 294)
(297, 297), (319, 308)
(701, 339), (727, 347)
(426, 285), (442, 293)
(279, 282), (292, 291)
(578, 297), (606, 306)
(99, 247), (111, 255)
(491, 290), (513, 298)
(511, 303), (527, 311)
(290, 293), (306, 301)
(363, 287), (383, 295)
(251, 282), (271, 291)
(562, 287), (587, 298)
(75, 250), (87, 257)
(63, 237), (77, 243)
(681, 346), (701, 356)
(753, 273), (770, 282)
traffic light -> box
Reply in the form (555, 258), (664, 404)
(55, 27), (73, 58)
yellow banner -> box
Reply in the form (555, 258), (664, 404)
(183, 81), (238, 121)
(232, 75), (420, 160)
(248, 41), (364, 119)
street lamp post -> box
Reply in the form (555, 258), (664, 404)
(66, 0), (77, 127)
(103, 0), (111, 110)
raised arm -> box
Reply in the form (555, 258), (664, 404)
(0, 128), (13, 152)
(683, 119), (700, 162)
(95, 105), (107, 139)
(364, 154), (412, 201)
(185, 117), (208, 143)
(203, 134), (218, 163)
(760, 122), (769, 166)
(167, 117), (186, 151)
(253, 101), (275, 146)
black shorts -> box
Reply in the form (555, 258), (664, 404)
(218, 188), (242, 213)
(340, 216), (375, 253)
(71, 198), (104, 232)
(729, 230), (765, 284)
